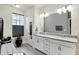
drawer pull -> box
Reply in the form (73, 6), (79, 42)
(37, 40), (39, 43)
(44, 50), (48, 52)
(45, 44), (48, 46)
(58, 46), (61, 51)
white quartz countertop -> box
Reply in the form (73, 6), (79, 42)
(34, 34), (77, 43)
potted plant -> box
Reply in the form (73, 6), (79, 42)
(15, 35), (22, 47)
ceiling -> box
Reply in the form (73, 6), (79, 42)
(10, 4), (46, 11)
(0, 4), (67, 11)
(13, 4), (67, 9)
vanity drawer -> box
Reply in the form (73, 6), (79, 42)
(44, 38), (49, 42)
(44, 41), (50, 45)
(43, 38), (50, 46)
(44, 45), (50, 49)
(50, 39), (76, 48)
(43, 48), (50, 54)
(50, 40), (76, 55)
(60, 45), (76, 55)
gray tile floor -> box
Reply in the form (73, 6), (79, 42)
(16, 43), (45, 55)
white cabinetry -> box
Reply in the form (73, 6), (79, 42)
(50, 39), (76, 55)
(50, 42), (60, 55)
(60, 45), (75, 55)
(32, 36), (38, 48)
(33, 36), (43, 51)
(32, 34), (77, 55)
(43, 38), (50, 54)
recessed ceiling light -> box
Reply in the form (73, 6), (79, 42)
(15, 4), (20, 8)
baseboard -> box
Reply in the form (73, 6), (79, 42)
(26, 43), (33, 47)
(34, 48), (47, 55)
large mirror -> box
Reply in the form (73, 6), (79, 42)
(44, 5), (71, 35)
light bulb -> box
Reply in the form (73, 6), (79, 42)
(57, 9), (62, 14)
(67, 5), (72, 11)
(62, 7), (67, 13)
(40, 13), (44, 18)
(44, 13), (49, 17)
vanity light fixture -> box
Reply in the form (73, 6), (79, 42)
(57, 9), (62, 14)
(57, 5), (72, 14)
(62, 7), (67, 13)
(44, 13), (49, 17)
(67, 5), (72, 12)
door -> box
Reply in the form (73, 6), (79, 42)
(32, 36), (38, 48)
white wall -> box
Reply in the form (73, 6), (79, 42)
(24, 7), (34, 35)
(0, 5), (24, 38)
(71, 5), (79, 35)
(0, 4), (25, 44)
(33, 7), (41, 33)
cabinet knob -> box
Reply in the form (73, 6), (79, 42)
(58, 46), (61, 51)
(44, 50), (48, 52)
(37, 40), (39, 43)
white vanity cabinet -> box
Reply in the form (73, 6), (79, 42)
(32, 36), (44, 52)
(50, 39), (76, 55)
(32, 34), (77, 55)
(43, 38), (50, 54)
(37, 36), (44, 51)
(32, 36), (38, 48)
(60, 45), (76, 55)
(50, 42), (60, 55)
(33, 36), (50, 54)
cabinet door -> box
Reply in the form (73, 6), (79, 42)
(43, 38), (50, 54)
(60, 45), (76, 55)
(32, 36), (38, 48)
(50, 42), (60, 55)
(38, 37), (44, 51)
(33, 36), (43, 51)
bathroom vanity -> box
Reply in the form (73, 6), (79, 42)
(32, 33), (77, 55)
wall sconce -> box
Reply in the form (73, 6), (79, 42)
(67, 5), (72, 12)
(62, 7), (67, 13)
(57, 9), (62, 14)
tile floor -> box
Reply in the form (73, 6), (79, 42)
(16, 43), (45, 55)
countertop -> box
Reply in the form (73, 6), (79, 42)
(34, 33), (77, 43)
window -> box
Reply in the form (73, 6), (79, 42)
(12, 13), (24, 25)
(12, 13), (24, 37)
